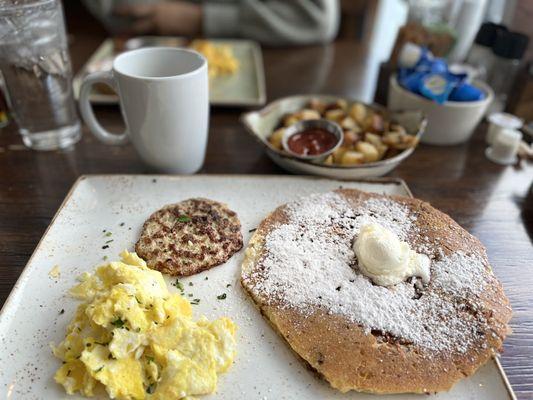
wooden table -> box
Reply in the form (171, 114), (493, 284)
(1, 29), (533, 398)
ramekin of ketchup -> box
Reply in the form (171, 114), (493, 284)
(282, 119), (342, 160)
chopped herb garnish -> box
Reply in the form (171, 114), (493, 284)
(217, 293), (227, 300)
(102, 245), (109, 249)
(204, 277), (208, 280)
(59, 309), (65, 315)
(95, 366), (104, 373)
(66, 369), (71, 376)
(152, 178), (157, 183)
(188, 282), (194, 286)
(86, 343), (92, 347)
(146, 383), (156, 394)
(105, 239), (114, 244)
(188, 293), (193, 297)
(177, 215), (191, 222)
(146, 356), (155, 363)
(135, 297), (141, 304)
(103, 255), (108, 261)
(173, 279), (184, 291)
(119, 222), (125, 227)
(108, 353), (115, 360)
(226, 283), (232, 288)
(94, 341), (109, 346)
(105, 232), (112, 237)
(248, 228), (257, 233)
(111, 318), (125, 328)
(190, 298), (200, 305)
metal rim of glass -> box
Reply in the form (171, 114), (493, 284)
(0, 0), (57, 13)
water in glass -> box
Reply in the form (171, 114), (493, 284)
(0, 0), (81, 150)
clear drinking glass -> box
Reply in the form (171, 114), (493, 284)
(0, 0), (81, 150)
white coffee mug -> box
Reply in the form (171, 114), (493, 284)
(79, 47), (209, 173)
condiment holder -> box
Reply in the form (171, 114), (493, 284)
(281, 119), (343, 161)
(485, 128), (522, 165)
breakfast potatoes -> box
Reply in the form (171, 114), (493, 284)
(267, 99), (419, 166)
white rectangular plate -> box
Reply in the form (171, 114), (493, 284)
(73, 38), (266, 107)
(0, 175), (514, 399)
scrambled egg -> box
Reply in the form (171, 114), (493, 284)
(53, 251), (236, 399)
(189, 40), (239, 79)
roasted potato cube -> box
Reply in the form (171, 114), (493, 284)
(340, 116), (357, 130)
(382, 132), (401, 146)
(325, 109), (345, 122)
(355, 141), (379, 162)
(364, 132), (382, 148)
(363, 112), (385, 133)
(308, 98), (326, 114)
(332, 146), (349, 163)
(341, 150), (365, 165)
(323, 154), (334, 165)
(268, 128), (285, 150)
(298, 109), (321, 120)
(389, 123), (407, 135)
(335, 99), (348, 111)
(283, 115), (299, 127)
(343, 130), (360, 147)
(394, 135), (419, 150)
(349, 103), (367, 124)
(282, 109), (320, 127)
(376, 143), (389, 159)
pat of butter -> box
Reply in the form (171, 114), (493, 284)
(354, 223), (430, 286)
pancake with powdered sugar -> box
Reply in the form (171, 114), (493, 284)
(241, 189), (511, 394)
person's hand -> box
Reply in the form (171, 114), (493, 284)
(114, 1), (202, 36)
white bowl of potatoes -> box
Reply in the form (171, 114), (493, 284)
(241, 95), (427, 179)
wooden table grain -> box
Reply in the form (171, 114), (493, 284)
(1, 27), (532, 399)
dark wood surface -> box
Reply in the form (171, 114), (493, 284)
(1, 11), (533, 400)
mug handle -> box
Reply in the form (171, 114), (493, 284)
(79, 71), (128, 145)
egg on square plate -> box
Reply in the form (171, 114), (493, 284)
(53, 251), (236, 400)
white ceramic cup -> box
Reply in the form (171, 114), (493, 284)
(79, 47), (209, 173)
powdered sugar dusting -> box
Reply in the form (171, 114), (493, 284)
(243, 191), (493, 353)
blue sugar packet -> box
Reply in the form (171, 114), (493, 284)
(397, 43), (486, 103)
(449, 82), (486, 102)
(398, 70), (427, 94)
(419, 74), (456, 104)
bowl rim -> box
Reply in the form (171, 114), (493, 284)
(281, 119), (343, 161)
(389, 75), (494, 108)
(240, 94), (427, 170)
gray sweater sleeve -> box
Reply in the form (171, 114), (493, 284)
(203, 0), (340, 46)
(82, 0), (340, 46)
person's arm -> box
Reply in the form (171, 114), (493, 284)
(203, 0), (340, 46)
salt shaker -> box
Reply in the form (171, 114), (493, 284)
(485, 128), (523, 165)
(486, 112), (523, 145)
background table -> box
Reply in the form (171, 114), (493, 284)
(1, 10), (532, 399)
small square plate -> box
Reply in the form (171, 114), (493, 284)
(73, 38), (266, 107)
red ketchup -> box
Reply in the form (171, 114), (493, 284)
(287, 128), (338, 156)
